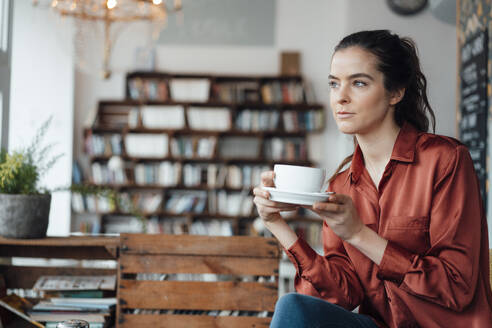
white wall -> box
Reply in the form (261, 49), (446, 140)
(10, 1), (73, 236)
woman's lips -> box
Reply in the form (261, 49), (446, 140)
(336, 112), (355, 119)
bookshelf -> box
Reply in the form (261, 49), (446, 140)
(73, 71), (325, 248)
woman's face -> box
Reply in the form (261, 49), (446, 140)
(328, 46), (400, 136)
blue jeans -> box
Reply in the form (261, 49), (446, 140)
(270, 293), (378, 328)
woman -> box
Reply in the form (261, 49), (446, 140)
(253, 30), (492, 328)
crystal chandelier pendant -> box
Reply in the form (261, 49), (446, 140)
(32, 0), (183, 79)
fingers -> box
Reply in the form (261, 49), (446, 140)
(312, 193), (352, 213)
(312, 201), (343, 213)
(261, 171), (275, 187)
(253, 186), (270, 199)
(253, 195), (299, 211)
(258, 204), (295, 216)
(253, 187), (299, 214)
(326, 193), (350, 204)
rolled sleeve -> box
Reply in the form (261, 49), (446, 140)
(377, 240), (416, 284)
(285, 237), (318, 275)
(282, 232), (365, 310)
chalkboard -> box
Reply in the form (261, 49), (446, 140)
(158, 0), (276, 46)
(459, 30), (488, 203)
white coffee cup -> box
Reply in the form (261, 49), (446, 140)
(273, 164), (326, 193)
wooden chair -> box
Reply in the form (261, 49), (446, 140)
(116, 234), (280, 328)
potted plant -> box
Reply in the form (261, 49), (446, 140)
(0, 118), (62, 239)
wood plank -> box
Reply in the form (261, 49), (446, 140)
(0, 265), (116, 289)
(120, 234), (280, 258)
(0, 236), (119, 247)
(118, 280), (278, 311)
(118, 314), (271, 328)
(0, 245), (117, 259)
(119, 254), (279, 276)
(0, 236), (119, 259)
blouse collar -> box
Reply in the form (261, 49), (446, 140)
(348, 122), (419, 184)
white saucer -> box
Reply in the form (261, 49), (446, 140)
(262, 187), (334, 206)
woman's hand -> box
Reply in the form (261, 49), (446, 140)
(311, 193), (365, 242)
(253, 171), (299, 223)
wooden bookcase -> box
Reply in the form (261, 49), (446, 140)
(73, 71), (325, 246)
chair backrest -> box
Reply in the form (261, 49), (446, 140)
(116, 234), (280, 328)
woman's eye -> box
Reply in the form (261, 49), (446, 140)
(353, 80), (367, 87)
(328, 81), (339, 89)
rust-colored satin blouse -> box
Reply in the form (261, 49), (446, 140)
(285, 122), (492, 328)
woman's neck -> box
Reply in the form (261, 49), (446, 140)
(356, 121), (401, 186)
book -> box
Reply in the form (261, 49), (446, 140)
(170, 78), (210, 102)
(187, 106), (231, 131)
(96, 105), (134, 129)
(125, 133), (168, 158)
(140, 105), (185, 129)
(31, 302), (103, 313)
(45, 323), (103, 328)
(33, 276), (116, 292)
(34, 298), (116, 311)
(29, 313), (106, 323)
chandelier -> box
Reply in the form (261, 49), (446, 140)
(32, 0), (183, 79)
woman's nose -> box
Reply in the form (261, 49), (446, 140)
(334, 85), (350, 105)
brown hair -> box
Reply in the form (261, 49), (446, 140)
(328, 30), (436, 183)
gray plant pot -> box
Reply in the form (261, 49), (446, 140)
(0, 194), (51, 239)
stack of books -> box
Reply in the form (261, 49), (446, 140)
(260, 81), (305, 104)
(170, 78), (210, 102)
(91, 162), (128, 185)
(125, 133), (169, 158)
(146, 216), (189, 234)
(85, 134), (122, 156)
(28, 275), (117, 328)
(165, 190), (208, 214)
(208, 190), (254, 217)
(171, 136), (217, 158)
(134, 161), (182, 186)
(189, 219), (234, 236)
(282, 109), (324, 132)
(29, 298), (116, 328)
(71, 193), (116, 214)
(213, 81), (260, 103)
(118, 192), (163, 213)
(128, 78), (169, 101)
(263, 137), (307, 161)
(187, 106), (231, 131)
(235, 109), (280, 132)
(140, 105), (185, 129)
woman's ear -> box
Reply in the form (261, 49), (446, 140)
(389, 88), (405, 106)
